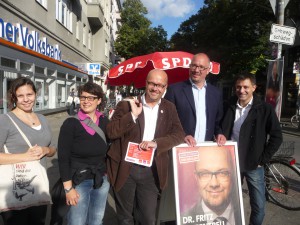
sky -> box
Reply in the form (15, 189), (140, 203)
(120, 0), (204, 39)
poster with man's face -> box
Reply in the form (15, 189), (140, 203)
(172, 142), (245, 225)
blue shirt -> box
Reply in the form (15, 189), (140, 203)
(190, 79), (207, 143)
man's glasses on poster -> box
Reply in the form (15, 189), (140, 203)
(195, 170), (231, 182)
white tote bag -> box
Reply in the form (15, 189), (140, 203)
(0, 115), (52, 212)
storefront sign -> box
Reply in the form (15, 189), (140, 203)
(0, 18), (62, 61)
(87, 63), (101, 76)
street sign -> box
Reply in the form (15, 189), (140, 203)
(269, 0), (290, 15)
(269, 24), (296, 45)
(87, 63), (101, 76)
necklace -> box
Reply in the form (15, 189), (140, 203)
(23, 113), (36, 125)
(13, 109), (37, 126)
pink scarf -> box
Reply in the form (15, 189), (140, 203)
(77, 110), (103, 135)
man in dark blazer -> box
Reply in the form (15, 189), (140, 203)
(106, 69), (185, 225)
(164, 53), (226, 146)
(222, 73), (282, 225)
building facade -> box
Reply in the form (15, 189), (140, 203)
(0, 0), (121, 114)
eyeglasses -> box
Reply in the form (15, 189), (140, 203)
(79, 96), (98, 101)
(195, 170), (230, 182)
(190, 64), (209, 71)
(147, 81), (167, 90)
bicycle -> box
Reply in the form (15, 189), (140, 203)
(290, 108), (299, 128)
(264, 141), (300, 210)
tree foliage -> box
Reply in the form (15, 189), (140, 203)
(115, 0), (168, 59)
(170, 0), (279, 79)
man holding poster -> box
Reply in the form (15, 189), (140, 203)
(181, 147), (242, 225)
(222, 73), (282, 225)
(106, 69), (185, 225)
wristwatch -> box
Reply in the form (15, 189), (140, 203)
(64, 187), (73, 193)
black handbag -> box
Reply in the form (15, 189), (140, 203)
(50, 179), (70, 225)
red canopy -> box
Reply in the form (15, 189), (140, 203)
(107, 51), (220, 88)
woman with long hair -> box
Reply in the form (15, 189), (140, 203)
(0, 76), (56, 225)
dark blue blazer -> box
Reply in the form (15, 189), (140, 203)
(164, 80), (223, 141)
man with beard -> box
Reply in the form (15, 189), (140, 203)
(106, 69), (185, 225)
(183, 147), (241, 225)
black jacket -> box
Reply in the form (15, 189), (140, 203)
(222, 94), (283, 172)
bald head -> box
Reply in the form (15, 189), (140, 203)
(147, 69), (168, 84)
(145, 69), (168, 106)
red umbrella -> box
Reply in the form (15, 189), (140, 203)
(107, 51), (220, 88)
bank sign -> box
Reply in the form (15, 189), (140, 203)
(269, 24), (296, 46)
(87, 63), (101, 76)
(0, 18), (62, 61)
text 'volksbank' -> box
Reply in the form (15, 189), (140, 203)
(0, 18), (62, 61)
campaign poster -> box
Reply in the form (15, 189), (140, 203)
(265, 58), (284, 119)
(172, 142), (245, 225)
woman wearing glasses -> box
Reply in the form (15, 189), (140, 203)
(57, 82), (110, 225)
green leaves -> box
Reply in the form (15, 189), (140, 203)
(115, 0), (168, 59)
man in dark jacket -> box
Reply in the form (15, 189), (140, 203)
(222, 73), (283, 225)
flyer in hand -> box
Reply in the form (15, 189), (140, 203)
(125, 142), (155, 167)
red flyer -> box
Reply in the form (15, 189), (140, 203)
(125, 142), (155, 167)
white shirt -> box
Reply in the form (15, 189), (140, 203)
(191, 79), (207, 143)
(202, 201), (235, 225)
(141, 94), (160, 141)
(231, 98), (253, 143)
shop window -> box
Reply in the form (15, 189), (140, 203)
(20, 62), (32, 72)
(68, 74), (75, 80)
(286, 82), (298, 108)
(57, 72), (66, 79)
(47, 69), (55, 76)
(56, 0), (72, 32)
(35, 66), (45, 75)
(57, 81), (66, 107)
(1, 57), (16, 68)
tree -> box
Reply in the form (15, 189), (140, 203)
(170, 0), (277, 79)
(115, 0), (168, 59)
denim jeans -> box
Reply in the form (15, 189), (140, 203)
(242, 167), (265, 225)
(67, 175), (110, 225)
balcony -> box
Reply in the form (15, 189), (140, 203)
(87, 0), (104, 32)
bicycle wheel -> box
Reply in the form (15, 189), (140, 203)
(291, 115), (299, 128)
(265, 160), (300, 210)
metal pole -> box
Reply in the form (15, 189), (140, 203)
(277, 0), (285, 58)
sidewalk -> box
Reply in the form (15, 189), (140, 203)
(280, 118), (300, 137)
(44, 113), (300, 225)
(1, 112), (299, 225)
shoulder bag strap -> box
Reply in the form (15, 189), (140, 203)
(6, 114), (33, 148)
(73, 114), (107, 144)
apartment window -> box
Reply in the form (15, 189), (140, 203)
(88, 30), (91, 50)
(83, 24), (87, 47)
(36, 0), (47, 9)
(56, 0), (72, 32)
(105, 39), (108, 57)
(76, 19), (80, 41)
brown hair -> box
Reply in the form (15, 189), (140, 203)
(78, 82), (104, 99)
(8, 77), (36, 109)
